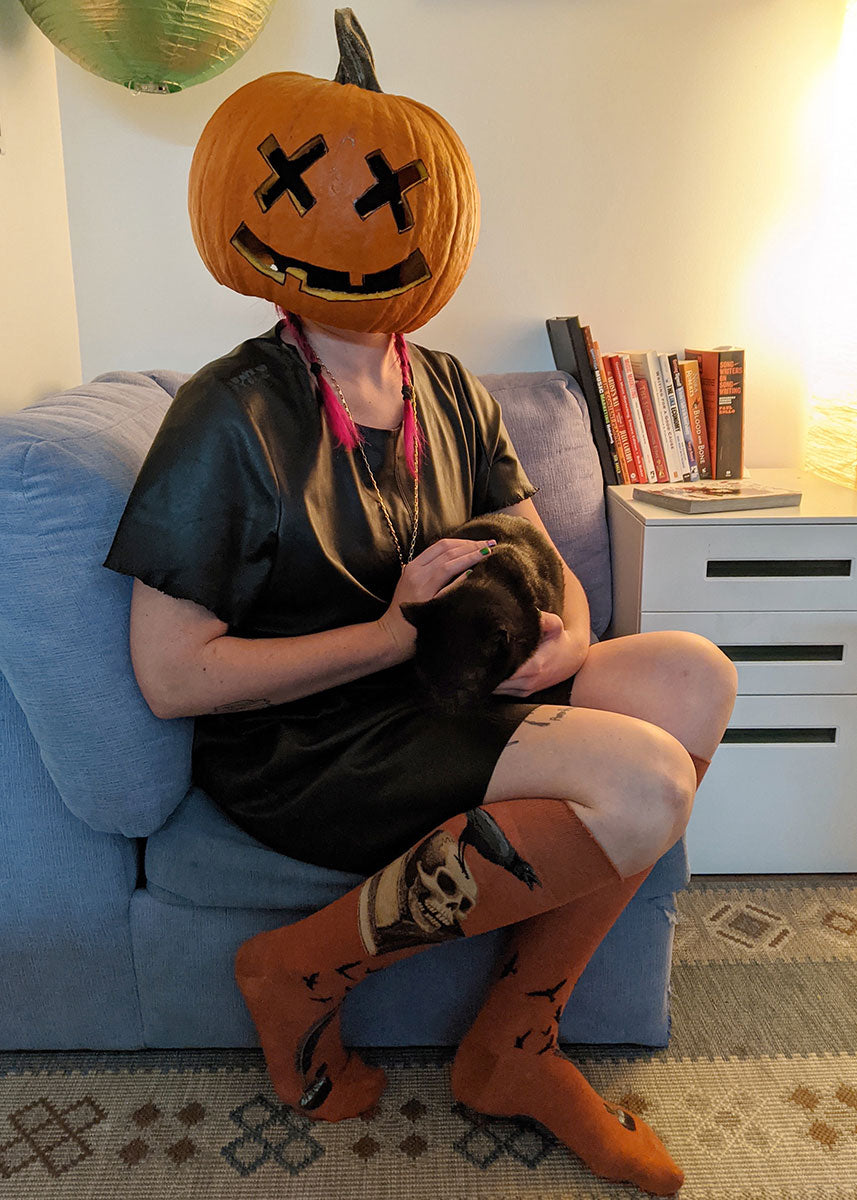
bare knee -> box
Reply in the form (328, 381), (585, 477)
(484, 705), (698, 877)
(577, 724), (697, 877)
(639, 730), (697, 849)
(665, 630), (738, 718)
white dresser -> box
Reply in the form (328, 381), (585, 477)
(606, 469), (857, 873)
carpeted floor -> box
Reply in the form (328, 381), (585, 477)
(2, 874), (856, 1199)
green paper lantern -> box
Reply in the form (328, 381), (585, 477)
(18, 0), (278, 93)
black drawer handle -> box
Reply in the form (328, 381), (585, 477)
(722, 727), (837, 744)
(707, 559), (852, 578)
(719, 644), (845, 663)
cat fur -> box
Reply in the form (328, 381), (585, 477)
(400, 513), (565, 710)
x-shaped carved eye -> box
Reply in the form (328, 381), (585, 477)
(254, 133), (329, 217)
(354, 150), (428, 233)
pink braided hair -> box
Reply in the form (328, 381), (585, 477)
(278, 310), (423, 479)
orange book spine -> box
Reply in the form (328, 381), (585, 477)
(633, 375), (669, 482)
(605, 355), (645, 484)
(594, 341), (634, 483)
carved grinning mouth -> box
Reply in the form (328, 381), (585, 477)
(230, 222), (432, 301)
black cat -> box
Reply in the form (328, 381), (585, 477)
(400, 513), (565, 710)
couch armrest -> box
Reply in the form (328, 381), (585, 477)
(0, 374), (193, 837)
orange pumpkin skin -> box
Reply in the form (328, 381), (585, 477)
(188, 71), (480, 333)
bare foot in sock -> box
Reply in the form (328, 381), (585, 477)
(235, 929), (386, 1121)
(452, 1040), (683, 1195)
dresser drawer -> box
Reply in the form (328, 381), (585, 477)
(686, 694), (857, 872)
(640, 523), (857, 612)
(639, 610), (857, 695)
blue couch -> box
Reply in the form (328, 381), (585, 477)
(0, 363), (689, 1051)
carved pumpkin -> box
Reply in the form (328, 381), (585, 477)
(188, 8), (480, 333)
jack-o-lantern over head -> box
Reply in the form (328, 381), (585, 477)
(188, 8), (480, 333)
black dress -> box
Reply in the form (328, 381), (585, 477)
(105, 324), (569, 874)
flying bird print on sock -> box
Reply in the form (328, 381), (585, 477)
(526, 979), (568, 1003)
(537, 1033), (556, 1055)
(500, 952), (519, 978)
(513, 1029), (532, 1049)
(335, 961), (362, 979)
(302, 972), (319, 990)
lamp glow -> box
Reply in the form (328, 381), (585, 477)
(804, 0), (857, 489)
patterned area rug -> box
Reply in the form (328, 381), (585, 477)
(2, 874), (856, 1199)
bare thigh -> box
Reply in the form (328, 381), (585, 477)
(569, 631), (738, 760)
(483, 705), (696, 876)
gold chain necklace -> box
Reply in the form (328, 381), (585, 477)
(321, 364), (420, 569)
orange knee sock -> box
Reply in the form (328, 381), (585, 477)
(448, 748), (710, 1195)
(451, 870), (684, 1195)
(234, 798), (625, 1121)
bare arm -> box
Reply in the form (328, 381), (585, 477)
(129, 535), (497, 719)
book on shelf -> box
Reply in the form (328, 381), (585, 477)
(582, 325), (622, 483)
(630, 374), (669, 482)
(656, 353), (694, 480)
(615, 354), (658, 482)
(627, 350), (684, 481)
(684, 346), (745, 479)
(632, 480), (800, 513)
(545, 317), (620, 485)
(593, 340), (636, 483)
(604, 354), (647, 484)
(666, 353), (699, 480)
(544, 315), (739, 490)
(677, 358), (712, 479)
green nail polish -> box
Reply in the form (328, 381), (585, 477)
(480, 547), (491, 555)
(465, 569), (474, 577)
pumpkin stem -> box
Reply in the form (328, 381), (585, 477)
(333, 8), (382, 92)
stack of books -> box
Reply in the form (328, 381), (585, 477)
(546, 316), (745, 486)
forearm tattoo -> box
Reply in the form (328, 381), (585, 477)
(213, 698), (273, 714)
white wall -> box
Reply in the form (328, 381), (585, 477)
(0, 0), (80, 411)
(53, 0), (847, 468)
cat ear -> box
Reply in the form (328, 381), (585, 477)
(401, 593), (448, 629)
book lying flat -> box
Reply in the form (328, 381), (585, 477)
(632, 480), (802, 513)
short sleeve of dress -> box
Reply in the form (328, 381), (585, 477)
(103, 378), (280, 628)
(455, 360), (538, 515)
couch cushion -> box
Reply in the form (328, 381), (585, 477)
(0, 371), (194, 837)
(481, 371), (611, 636)
(145, 788), (364, 910)
(144, 785), (688, 911)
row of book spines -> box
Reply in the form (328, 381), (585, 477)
(585, 339), (713, 485)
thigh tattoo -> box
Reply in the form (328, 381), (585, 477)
(507, 706), (572, 746)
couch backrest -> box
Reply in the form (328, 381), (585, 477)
(0, 366), (610, 837)
(483, 371), (610, 637)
